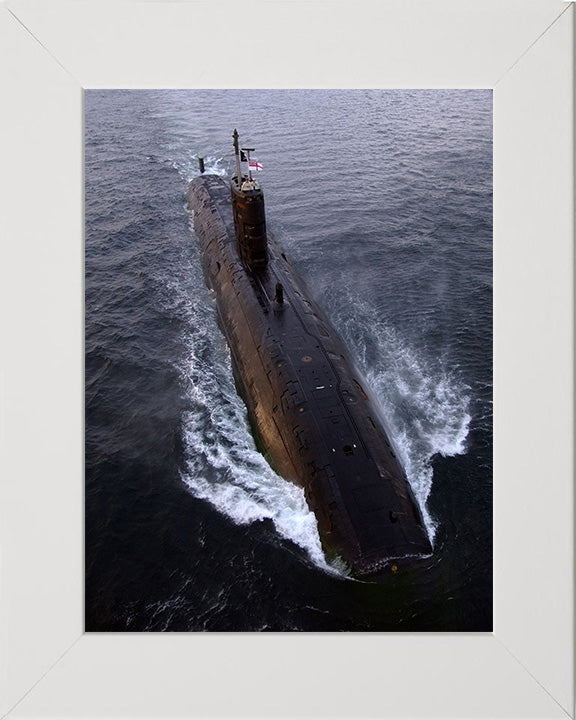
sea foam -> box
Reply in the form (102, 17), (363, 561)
(332, 294), (472, 541)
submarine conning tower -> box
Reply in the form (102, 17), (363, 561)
(231, 129), (268, 270)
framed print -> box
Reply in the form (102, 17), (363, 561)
(1, 0), (573, 718)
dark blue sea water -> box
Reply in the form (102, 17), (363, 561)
(85, 89), (492, 631)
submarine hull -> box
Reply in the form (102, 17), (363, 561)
(187, 174), (431, 576)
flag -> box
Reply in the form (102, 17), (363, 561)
(240, 150), (247, 161)
(249, 160), (263, 172)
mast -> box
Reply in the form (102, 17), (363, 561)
(242, 147), (255, 182)
(233, 129), (242, 186)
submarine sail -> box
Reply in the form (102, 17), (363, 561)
(187, 130), (431, 576)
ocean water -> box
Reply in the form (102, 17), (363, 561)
(85, 89), (492, 631)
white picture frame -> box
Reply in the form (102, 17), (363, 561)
(0, 1), (573, 718)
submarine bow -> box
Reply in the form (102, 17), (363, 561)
(186, 132), (432, 576)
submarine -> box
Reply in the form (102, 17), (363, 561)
(186, 130), (432, 576)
